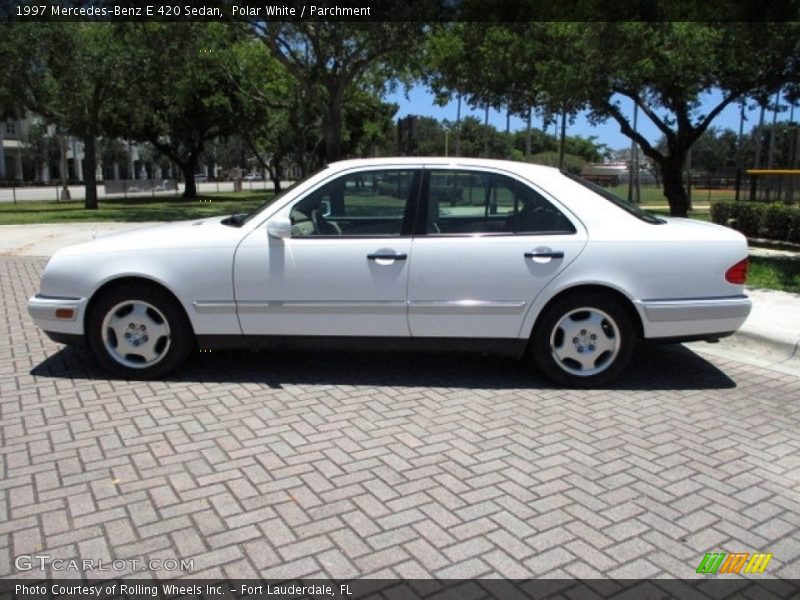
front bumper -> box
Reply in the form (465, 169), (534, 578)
(638, 295), (752, 340)
(28, 294), (87, 337)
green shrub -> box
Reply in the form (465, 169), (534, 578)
(763, 204), (794, 240)
(710, 201), (800, 242)
(709, 202), (732, 226)
(735, 203), (766, 237)
(789, 211), (800, 243)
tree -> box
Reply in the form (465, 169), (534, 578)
(253, 22), (427, 163)
(0, 24), (32, 120)
(226, 32), (401, 183)
(115, 23), (246, 198)
(424, 23), (580, 164)
(11, 23), (129, 208)
(340, 91), (397, 159)
(425, 21), (799, 216)
(21, 120), (60, 182)
(224, 35), (320, 186)
(536, 22), (800, 216)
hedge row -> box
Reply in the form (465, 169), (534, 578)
(710, 201), (800, 243)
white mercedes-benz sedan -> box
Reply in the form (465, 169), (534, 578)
(28, 158), (751, 386)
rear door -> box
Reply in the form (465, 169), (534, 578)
(407, 167), (588, 339)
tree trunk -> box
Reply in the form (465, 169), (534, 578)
(181, 163), (198, 199)
(661, 155), (690, 217)
(266, 158), (282, 193)
(83, 134), (98, 210)
(558, 109), (567, 170)
(325, 89), (343, 163)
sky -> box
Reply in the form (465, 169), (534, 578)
(386, 85), (797, 153)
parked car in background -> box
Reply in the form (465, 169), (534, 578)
(193, 173), (207, 183)
(243, 172), (263, 181)
(28, 158), (751, 386)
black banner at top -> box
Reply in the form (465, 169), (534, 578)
(2, 0), (800, 22)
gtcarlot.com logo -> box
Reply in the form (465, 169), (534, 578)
(15, 554), (194, 573)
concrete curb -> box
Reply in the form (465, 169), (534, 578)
(731, 329), (800, 360)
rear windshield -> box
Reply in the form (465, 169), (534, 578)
(562, 171), (665, 225)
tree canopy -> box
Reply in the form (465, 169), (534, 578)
(424, 21), (800, 216)
(112, 23), (247, 198)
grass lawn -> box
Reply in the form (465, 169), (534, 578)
(607, 185), (735, 207)
(0, 192), (273, 225)
(748, 255), (800, 294)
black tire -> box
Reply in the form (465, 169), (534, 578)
(87, 282), (194, 379)
(531, 292), (635, 387)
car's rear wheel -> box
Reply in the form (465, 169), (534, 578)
(87, 283), (193, 379)
(532, 293), (635, 387)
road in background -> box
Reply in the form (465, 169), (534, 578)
(0, 180), (278, 203)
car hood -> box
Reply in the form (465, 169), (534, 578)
(54, 217), (244, 256)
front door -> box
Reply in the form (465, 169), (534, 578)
(234, 167), (421, 337)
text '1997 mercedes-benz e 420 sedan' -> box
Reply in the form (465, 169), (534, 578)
(29, 158), (752, 387)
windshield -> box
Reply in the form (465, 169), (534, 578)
(562, 171), (665, 225)
(241, 172), (318, 225)
(220, 171), (324, 227)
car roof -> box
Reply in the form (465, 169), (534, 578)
(327, 156), (562, 177)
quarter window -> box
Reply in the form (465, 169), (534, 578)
(290, 169), (419, 237)
(426, 170), (575, 235)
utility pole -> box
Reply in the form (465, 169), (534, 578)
(484, 104), (490, 158)
(558, 106), (566, 170)
(454, 92), (462, 157)
(766, 88), (781, 201)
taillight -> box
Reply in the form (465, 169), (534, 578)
(725, 258), (748, 284)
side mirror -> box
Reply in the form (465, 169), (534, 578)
(267, 216), (292, 239)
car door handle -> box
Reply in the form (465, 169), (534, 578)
(367, 253), (407, 261)
(525, 251), (564, 259)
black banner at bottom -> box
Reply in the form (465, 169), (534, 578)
(2, 579), (800, 600)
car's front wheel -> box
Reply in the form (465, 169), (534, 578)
(531, 293), (635, 387)
(87, 283), (194, 379)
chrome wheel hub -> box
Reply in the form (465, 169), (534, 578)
(550, 307), (620, 377)
(101, 301), (171, 369)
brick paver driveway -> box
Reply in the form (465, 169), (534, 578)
(2, 256), (799, 580)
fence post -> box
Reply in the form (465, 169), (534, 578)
(12, 185), (16, 204)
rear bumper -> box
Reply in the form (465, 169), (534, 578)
(637, 295), (752, 340)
